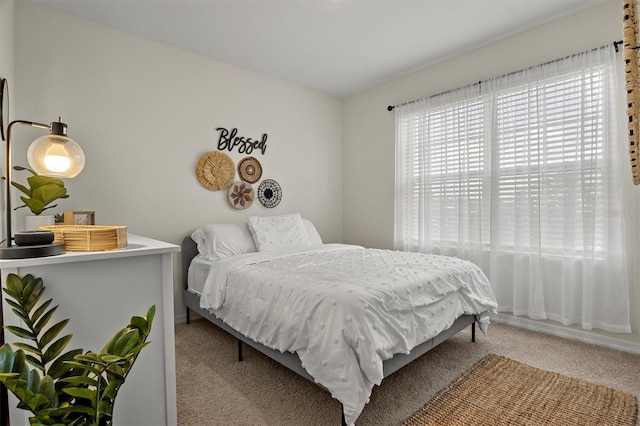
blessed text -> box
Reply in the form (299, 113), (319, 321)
(216, 127), (267, 155)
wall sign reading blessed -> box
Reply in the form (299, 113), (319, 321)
(216, 127), (267, 155)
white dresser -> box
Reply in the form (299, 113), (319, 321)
(0, 234), (179, 426)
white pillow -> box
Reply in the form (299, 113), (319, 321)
(303, 218), (323, 246)
(191, 223), (257, 260)
(248, 213), (311, 252)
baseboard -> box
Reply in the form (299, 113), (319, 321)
(492, 313), (640, 355)
(174, 313), (188, 324)
(175, 311), (203, 324)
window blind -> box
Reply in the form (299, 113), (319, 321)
(394, 45), (630, 332)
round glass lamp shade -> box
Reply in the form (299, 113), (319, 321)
(27, 134), (85, 178)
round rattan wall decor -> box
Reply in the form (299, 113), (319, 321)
(196, 151), (235, 191)
(228, 181), (254, 209)
(257, 179), (282, 208)
(238, 156), (263, 183)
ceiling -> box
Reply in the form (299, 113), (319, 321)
(28, 0), (608, 98)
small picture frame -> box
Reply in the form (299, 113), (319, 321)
(64, 211), (96, 225)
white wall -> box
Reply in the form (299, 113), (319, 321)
(0, 0), (13, 108)
(0, 0), (15, 246)
(343, 0), (640, 346)
(13, 2), (343, 320)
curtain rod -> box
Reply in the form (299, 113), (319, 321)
(386, 40), (624, 112)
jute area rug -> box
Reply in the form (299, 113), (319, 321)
(403, 353), (638, 426)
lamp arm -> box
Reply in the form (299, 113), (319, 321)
(4, 120), (51, 247)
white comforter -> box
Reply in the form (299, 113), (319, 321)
(199, 244), (497, 425)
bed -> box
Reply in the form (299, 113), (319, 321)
(182, 214), (498, 425)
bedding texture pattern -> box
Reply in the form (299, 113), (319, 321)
(191, 222), (256, 260)
(198, 244), (497, 425)
(248, 213), (311, 251)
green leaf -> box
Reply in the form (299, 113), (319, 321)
(5, 297), (26, 313)
(9, 306), (31, 325)
(122, 342), (150, 359)
(48, 349), (82, 379)
(2, 287), (20, 302)
(12, 165), (36, 174)
(0, 345), (26, 374)
(40, 319), (69, 348)
(32, 184), (68, 206)
(146, 305), (156, 329)
(63, 361), (102, 377)
(58, 376), (97, 387)
(42, 335), (73, 365)
(22, 276), (44, 311)
(102, 329), (125, 354)
(10, 180), (31, 197)
(129, 316), (148, 335)
(18, 197), (45, 215)
(97, 399), (113, 416)
(62, 387), (96, 402)
(97, 354), (126, 364)
(103, 367), (125, 382)
(112, 330), (140, 357)
(23, 368), (42, 393)
(12, 342), (41, 356)
(27, 175), (65, 191)
(5, 273), (24, 295)
(101, 382), (118, 400)
(40, 375), (57, 406)
(31, 299), (53, 323)
(4, 326), (36, 340)
(25, 354), (44, 372)
(34, 305), (59, 335)
(74, 353), (99, 363)
(0, 372), (20, 380)
(47, 404), (96, 417)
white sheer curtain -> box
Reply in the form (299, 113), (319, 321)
(394, 45), (631, 333)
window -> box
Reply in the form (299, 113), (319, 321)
(394, 45), (631, 332)
(397, 65), (607, 254)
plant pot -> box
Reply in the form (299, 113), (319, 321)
(24, 214), (55, 231)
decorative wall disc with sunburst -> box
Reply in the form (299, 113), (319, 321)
(196, 151), (235, 191)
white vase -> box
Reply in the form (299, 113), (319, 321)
(24, 214), (55, 231)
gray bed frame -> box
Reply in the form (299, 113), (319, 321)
(181, 235), (476, 425)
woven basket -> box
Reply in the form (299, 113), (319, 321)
(39, 225), (127, 252)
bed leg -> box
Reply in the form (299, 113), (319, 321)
(471, 322), (476, 343)
(341, 404), (346, 426)
(186, 307), (191, 325)
(237, 339), (244, 362)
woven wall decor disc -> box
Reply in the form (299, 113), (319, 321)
(196, 151), (235, 191)
(257, 179), (282, 208)
(624, 0), (640, 185)
(228, 181), (254, 209)
(238, 156), (263, 183)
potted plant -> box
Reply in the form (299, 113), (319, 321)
(54, 213), (65, 224)
(11, 166), (69, 230)
(0, 273), (154, 425)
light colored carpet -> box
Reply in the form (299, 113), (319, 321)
(175, 320), (640, 426)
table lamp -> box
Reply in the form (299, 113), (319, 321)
(0, 78), (85, 259)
